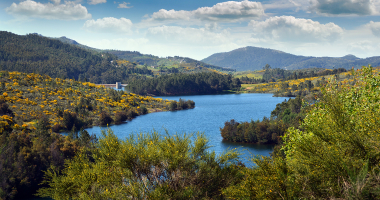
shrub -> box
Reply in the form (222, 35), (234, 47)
(114, 111), (128, 124)
(62, 111), (76, 130)
(37, 129), (244, 199)
(99, 111), (113, 126)
(169, 101), (177, 111)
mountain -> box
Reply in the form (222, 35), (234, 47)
(55, 37), (234, 72)
(0, 31), (132, 83)
(201, 46), (380, 71)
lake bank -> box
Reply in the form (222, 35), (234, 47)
(84, 93), (290, 166)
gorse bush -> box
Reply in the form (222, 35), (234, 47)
(37, 129), (244, 199)
(0, 71), (189, 132)
(282, 65), (380, 198)
(223, 66), (380, 199)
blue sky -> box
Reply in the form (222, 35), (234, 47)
(1, 0), (380, 60)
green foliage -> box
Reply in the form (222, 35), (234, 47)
(99, 111), (113, 126)
(0, 31), (136, 84)
(127, 72), (241, 96)
(223, 66), (380, 199)
(223, 154), (302, 199)
(37, 129), (244, 199)
(282, 65), (380, 198)
(114, 111), (128, 124)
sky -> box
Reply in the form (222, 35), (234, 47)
(1, 0), (380, 60)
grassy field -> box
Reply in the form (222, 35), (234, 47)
(234, 70), (264, 79)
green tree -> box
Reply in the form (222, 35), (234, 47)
(37, 129), (243, 199)
(283, 65), (380, 198)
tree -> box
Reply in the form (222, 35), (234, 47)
(99, 111), (113, 126)
(37, 129), (244, 199)
(264, 64), (271, 70)
(283, 66), (380, 198)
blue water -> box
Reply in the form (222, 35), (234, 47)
(85, 93), (290, 166)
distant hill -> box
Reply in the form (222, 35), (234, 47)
(0, 31), (132, 83)
(201, 46), (380, 71)
(55, 37), (234, 72)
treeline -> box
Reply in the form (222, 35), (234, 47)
(220, 96), (304, 144)
(0, 31), (148, 84)
(240, 65), (347, 84)
(127, 72), (241, 96)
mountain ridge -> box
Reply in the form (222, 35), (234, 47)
(201, 46), (380, 71)
(54, 36), (234, 72)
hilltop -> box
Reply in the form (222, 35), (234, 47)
(55, 36), (234, 72)
(201, 46), (380, 71)
(0, 31), (125, 83)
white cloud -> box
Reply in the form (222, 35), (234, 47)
(347, 40), (379, 54)
(148, 0), (264, 22)
(5, 0), (91, 20)
(309, 0), (378, 16)
(194, 0), (264, 21)
(205, 22), (220, 31)
(249, 16), (344, 43)
(88, 0), (107, 5)
(150, 9), (192, 21)
(366, 21), (380, 37)
(146, 26), (232, 45)
(83, 17), (133, 34)
(118, 2), (132, 8)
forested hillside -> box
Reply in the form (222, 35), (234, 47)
(0, 31), (157, 84)
(55, 36), (233, 72)
(127, 72), (241, 96)
(0, 31), (125, 83)
(202, 46), (380, 71)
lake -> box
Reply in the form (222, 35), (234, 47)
(85, 93), (290, 166)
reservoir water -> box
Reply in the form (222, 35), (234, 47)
(85, 93), (290, 166)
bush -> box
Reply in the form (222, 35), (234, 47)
(137, 105), (148, 115)
(62, 111), (76, 130)
(99, 111), (113, 126)
(169, 101), (177, 111)
(37, 129), (244, 199)
(51, 124), (62, 133)
(187, 100), (195, 108)
(114, 111), (128, 124)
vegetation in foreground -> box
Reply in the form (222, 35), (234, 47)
(0, 70), (194, 199)
(34, 65), (380, 199)
(223, 66), (380, 199)
(37, 130), (244, 199)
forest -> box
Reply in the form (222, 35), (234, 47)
(0, 70), (193, 199)
(33, 66), (380, 199)
(0, 31), (136, 83)
(127, 72), (241, 96)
